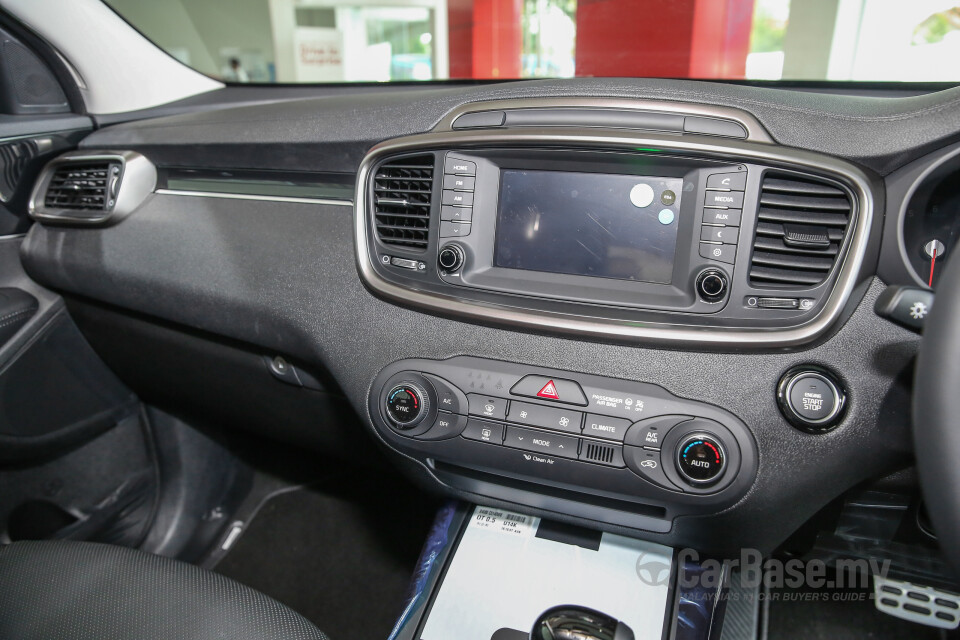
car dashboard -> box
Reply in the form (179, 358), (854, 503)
(16, 77), (960, 556)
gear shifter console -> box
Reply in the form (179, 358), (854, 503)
(369, 357), (758, 534)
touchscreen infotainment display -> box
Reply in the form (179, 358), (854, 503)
(494, 170), (684, 285)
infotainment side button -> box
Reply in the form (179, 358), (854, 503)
(510, 375), (588, 406)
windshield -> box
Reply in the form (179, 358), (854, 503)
(105, 0), (960, 84)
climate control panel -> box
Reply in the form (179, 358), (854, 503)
(369, 357), (758, 532)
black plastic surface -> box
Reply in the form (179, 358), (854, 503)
(0, 287), (36, 345)
(77, 79), (960, 176)
(0, 311), (137, 462)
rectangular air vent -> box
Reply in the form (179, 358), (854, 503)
(583, 442), (616, 465)
(748, 172), (852, 287)
(43, 161), (120, 212)
(373, 154), (434, 251)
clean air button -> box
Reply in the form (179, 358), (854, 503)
(629, 183), (655, 208)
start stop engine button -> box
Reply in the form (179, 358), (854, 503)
(777, 367), (846, 432)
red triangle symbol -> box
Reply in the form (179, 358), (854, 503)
(537, 380), (560, 399)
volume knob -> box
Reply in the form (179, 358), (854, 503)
(438, 244), (465, 272)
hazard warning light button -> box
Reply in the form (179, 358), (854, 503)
(509, 375), (588, 406)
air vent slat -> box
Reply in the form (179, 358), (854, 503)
(373, 154), (434, 251)
(43, 161), (119, 213)
(748, 171), (853, 289)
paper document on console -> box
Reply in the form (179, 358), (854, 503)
(419, 506), (673, 640)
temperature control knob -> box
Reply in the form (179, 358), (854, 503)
(384, 382), (430, 429)
(676, 433), (726, 486)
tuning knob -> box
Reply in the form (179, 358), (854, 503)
(696, 268), (729, 302)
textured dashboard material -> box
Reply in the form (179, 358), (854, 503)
(78, 79), (960, 176)
(20, 193), (919, 553)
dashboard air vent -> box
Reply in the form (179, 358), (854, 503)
(43, 161), (120, 213)
(373, 154), (434, 251)
(748, 172), (852, 287)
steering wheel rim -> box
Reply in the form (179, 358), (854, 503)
(914, 249), (960, 576)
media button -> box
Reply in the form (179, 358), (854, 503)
(700, 226), (739, 244)
(699, 242), (736, 264)
(504, 426), (579, 460)
(706, 172), (747, 191)
(441, 191), (474, 207)
(703, 208), (742, 226)
(508, 401), (583, 434)
(704, 191), (744, 208)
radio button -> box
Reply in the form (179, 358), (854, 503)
(441, 206), (472, 222)
(699, 242), (736, 264)
(700, 226), (739, 244)
(583, 414), (632, 442)
(444, 157), (476, 176)
(504, 426), (579, 459)
(508, 401), (583, 434)
(462, 418), (504, 444)
(706, 172), (747, 191)
(442, 191), (474, 207)
(705, 190), (745, 208)
(440, 221), (471, 238)
(442, 175), (475, 191)
(703, 208), (742, 226)
(467, 394), (507, 420)
(510, 375), (588, 406)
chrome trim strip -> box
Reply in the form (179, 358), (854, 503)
(354, 129), (877, 348)
(155, 189), (353, 207)
(434, 97), (774, 143)
(29, 150), (157, 226)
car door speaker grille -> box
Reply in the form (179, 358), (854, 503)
(373, 154), (434, 251)
(43, 161), (121, 213)
(748, 172), (852, 287)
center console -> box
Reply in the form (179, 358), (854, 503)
(369, 356), (758, 534)
(355, 102), (875, 346)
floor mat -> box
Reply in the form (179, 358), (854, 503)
(214, 476), (439, 640)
